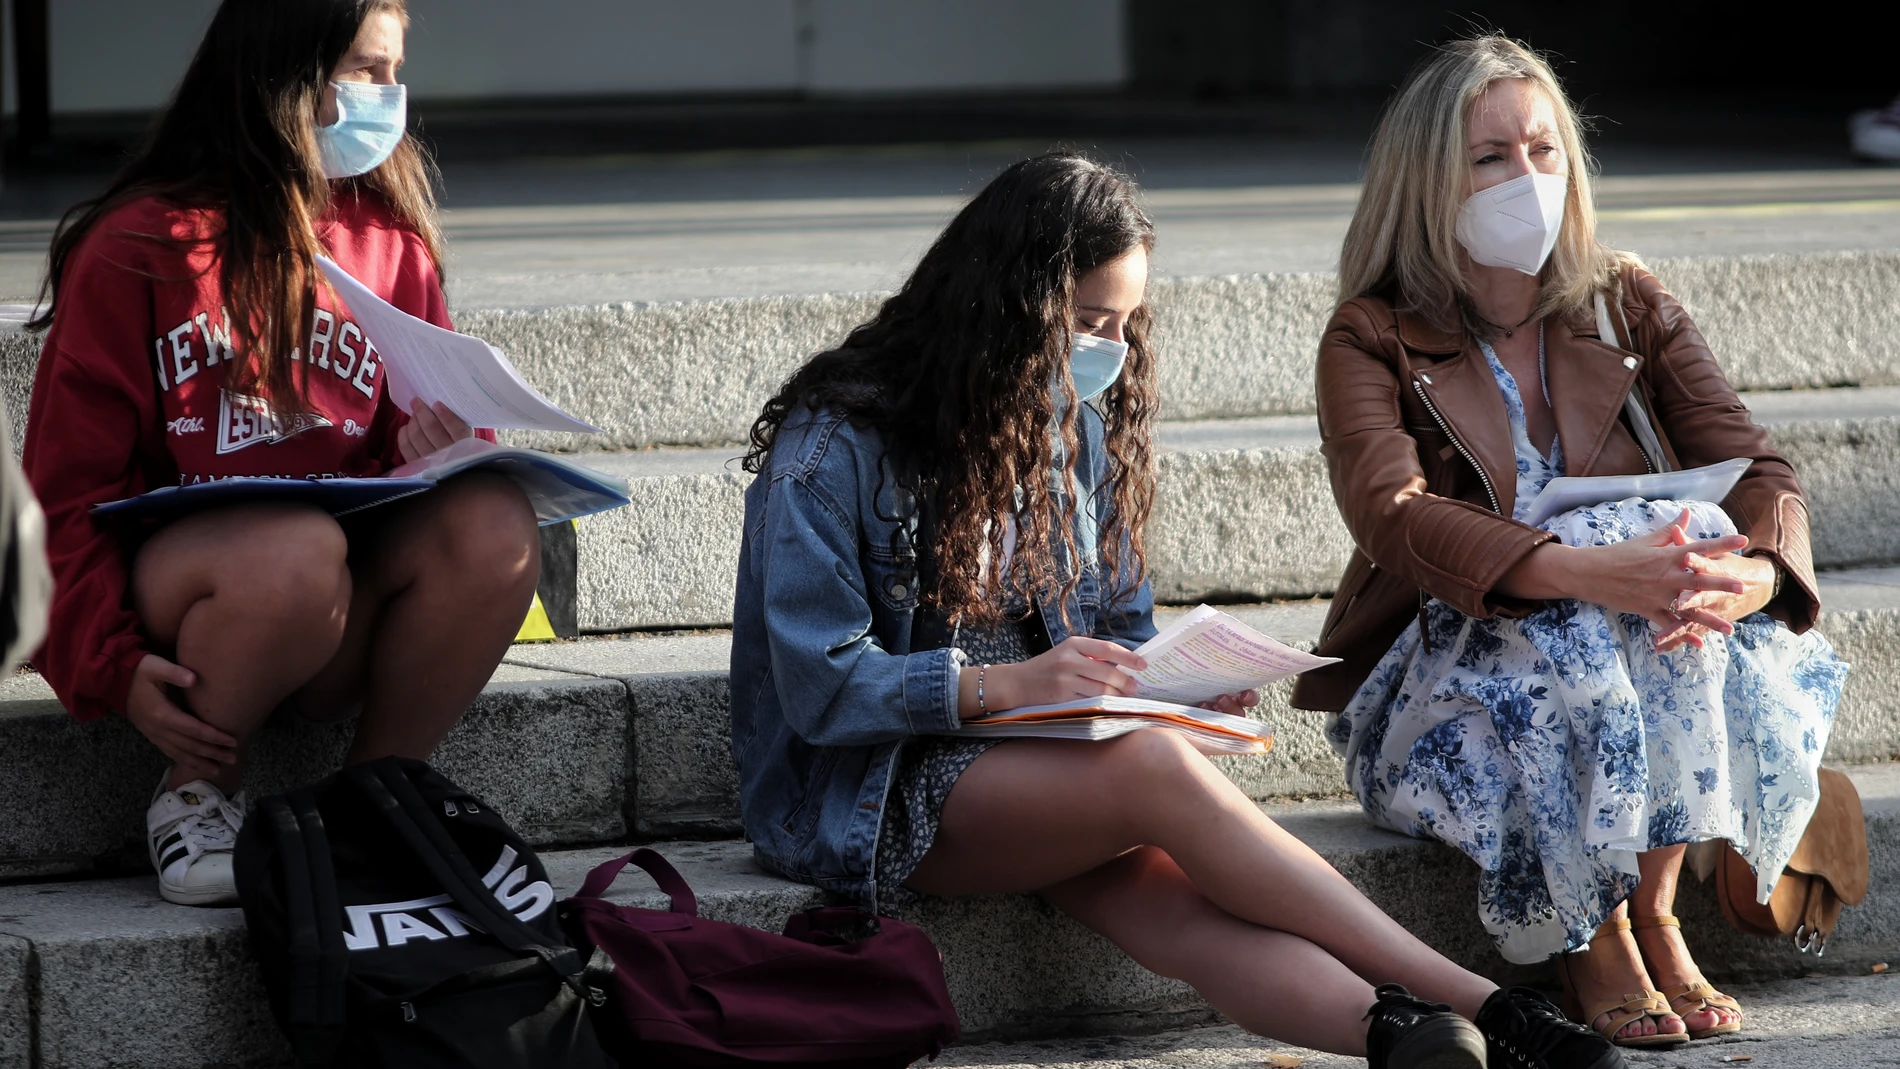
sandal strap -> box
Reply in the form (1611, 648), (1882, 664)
(1582, 991), (1668, 1022)
(1661, 981), (1742, 1016)
(1581, 991), (1671, 1039)
(1628, 914), (1681, 930)
(1592, 917), (1632, 940)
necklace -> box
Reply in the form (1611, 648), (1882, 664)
(1475, 308), (1539, 338)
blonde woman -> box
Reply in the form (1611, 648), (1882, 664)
(1294, 36), (1849, 1050)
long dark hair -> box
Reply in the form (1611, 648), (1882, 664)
(745, 152), (1158, 629)
(30, 0), (441, 408)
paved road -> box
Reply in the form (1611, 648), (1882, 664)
(1, 132), (1895, 308)
(938, 973), (1900, 1068)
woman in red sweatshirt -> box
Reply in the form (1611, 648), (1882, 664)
(22, 0), (540, 906)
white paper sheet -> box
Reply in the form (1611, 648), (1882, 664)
(315, 256), (599, 433)
(1128, 604), (1340, 706)
(1522, 457), (1753, 527)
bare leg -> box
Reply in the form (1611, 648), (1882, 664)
(1629, 844), (1739, 1033)
(906, 731), (1499, 1026)
(132, 504), (353, 793)
(1560, 895), (1688, 1040)
(1046, 845), (1377, 1055)
(294, 472), (539, 762)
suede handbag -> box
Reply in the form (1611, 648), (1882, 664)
(559, 848), (960, 1067)
(1714, 767), (1869, 955)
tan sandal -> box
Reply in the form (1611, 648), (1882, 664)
(1557, 919), (1689, 1048)
(1631, 914), (1745, 1039)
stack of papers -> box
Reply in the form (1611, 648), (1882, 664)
(948, 697), (1274, 755)
(95, 259), (631, 526)
(314, 255), (598, 434)
(942, 605), (1339, 755)
(1523, 457), (1752, 527)
(1129, 604), (1340, 705)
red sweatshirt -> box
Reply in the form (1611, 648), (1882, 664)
(22, 190), (466, 721)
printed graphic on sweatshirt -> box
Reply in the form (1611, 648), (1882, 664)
(215, 389), (333, 455)
(341, 845), (554, 952)
(155, 307), (383, 401)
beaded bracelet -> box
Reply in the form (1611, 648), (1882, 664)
(977, 663), (990, 717)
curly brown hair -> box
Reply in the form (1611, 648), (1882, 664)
(744, 152), (1158, 630)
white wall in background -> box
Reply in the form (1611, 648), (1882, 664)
(47, 0), (220, 112)
(806, 0), (1126, 93)
(400, 1), (801, 98)
(34, 0), (1128, 115)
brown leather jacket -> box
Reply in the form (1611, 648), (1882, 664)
(1291, 265), (1820, 712)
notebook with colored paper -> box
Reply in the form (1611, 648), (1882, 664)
(945, 696), (1274, 755)
(939, 604), (1340, 755)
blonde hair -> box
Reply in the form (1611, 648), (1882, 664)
(1337, 35), (1636, 330)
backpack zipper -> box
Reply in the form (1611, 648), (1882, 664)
(1413, 378), (1501, 515)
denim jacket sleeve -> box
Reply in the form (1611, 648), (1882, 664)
(758, 465), (964, 749)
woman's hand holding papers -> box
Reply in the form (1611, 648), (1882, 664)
(957, 636), (1147, 720)
(1499, 507), (1749, 648)
(396, 400), (475, 464)
(1198, 690), (1260, 717)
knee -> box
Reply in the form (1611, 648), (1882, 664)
(420, 473), (540, 591)
(1096, 847), (1218, 978)
(219, 507), (351, 619)
(1104, 727), (1211, 792)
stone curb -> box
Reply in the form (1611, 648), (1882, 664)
(8, 570), (1900, 883)
(3, 252), (1897, 456)
(573, 388), (1900, 631)
(1, 766), (1893, 1069)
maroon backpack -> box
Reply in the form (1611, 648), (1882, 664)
(559, 849), (959, 1067)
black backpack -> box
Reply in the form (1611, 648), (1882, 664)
(234, 757), (617, 1068)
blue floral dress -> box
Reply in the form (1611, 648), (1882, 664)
(1329, 332), (1850, 964)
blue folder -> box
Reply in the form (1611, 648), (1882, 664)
(92, 477), (437, 522)
(93, 443), (630, 527)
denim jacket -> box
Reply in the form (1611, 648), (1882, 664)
(729, 402), (1157, 905)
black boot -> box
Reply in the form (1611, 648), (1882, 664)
(1477, 986), (1626, 1069)
(1364, 984), (1489, 1069)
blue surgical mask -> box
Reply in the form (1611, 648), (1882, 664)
(318, 81), (407, 179)
(1065, 332), (1129, 404)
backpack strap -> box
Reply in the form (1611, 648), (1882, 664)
(268, 793), (349, 1067)
(1594, 291), (1673, 473)
(344, 762), (593, 993)
(576, 848), (698, 915)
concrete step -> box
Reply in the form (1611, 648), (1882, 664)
(569, 384), (1900, 631)
(2, 763), (1893, 1069)
(2, 251), (1897, 456)
(7, 567), (1900, 885)
(937, 972), (1900, 1068)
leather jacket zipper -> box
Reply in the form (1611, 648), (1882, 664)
(1413, 378), (1501, 515)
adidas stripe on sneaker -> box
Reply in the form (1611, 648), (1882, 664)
(147, 776), (248, 907)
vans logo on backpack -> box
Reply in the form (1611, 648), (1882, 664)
(342, 845), (553, 952)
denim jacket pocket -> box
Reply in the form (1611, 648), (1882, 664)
(863, 548), (921, 614)
(778, 745), (843, 840)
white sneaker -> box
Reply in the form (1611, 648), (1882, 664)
(1851, 105), (1900, 161)
(148, 776), (248, 906)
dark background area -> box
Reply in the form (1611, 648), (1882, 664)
(4, 1), (1896, 173)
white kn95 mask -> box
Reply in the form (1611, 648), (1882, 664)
(1454, 171), (1568, 275)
